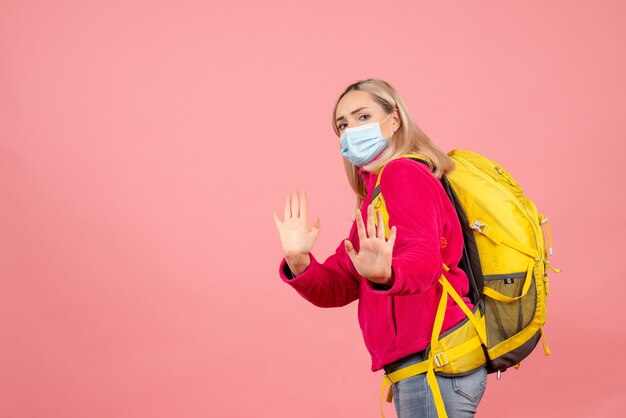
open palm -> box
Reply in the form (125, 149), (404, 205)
(272, 190), (321, 257)
(345, 203), (397, 284)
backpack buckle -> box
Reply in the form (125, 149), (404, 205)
(471, 220), (489, 234)
(384, 373), (394, 385)
(433, 351), (449, 367)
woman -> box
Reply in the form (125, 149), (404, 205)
(272, 79), (487, 417)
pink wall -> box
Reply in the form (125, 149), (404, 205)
(1, 1), (624, 416)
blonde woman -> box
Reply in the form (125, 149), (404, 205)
(273, 79), (487, 417)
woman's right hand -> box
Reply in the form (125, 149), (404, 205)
(273, 190), (321, 274)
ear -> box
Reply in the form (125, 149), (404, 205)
(391, 109), (401, 132)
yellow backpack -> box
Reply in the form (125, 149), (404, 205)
(376, 150), (561, 418)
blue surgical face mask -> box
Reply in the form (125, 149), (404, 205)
(339, 113), (392, 167)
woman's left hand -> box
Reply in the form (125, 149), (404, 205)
(344, 203), (397, 285)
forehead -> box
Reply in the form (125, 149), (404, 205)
(335, 90), (381, 119)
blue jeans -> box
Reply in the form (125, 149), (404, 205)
(384, 351), (488, 417)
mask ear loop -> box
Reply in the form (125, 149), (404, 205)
(382, 111), (399, 139)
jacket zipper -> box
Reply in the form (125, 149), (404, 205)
(391, 296), (397, 335)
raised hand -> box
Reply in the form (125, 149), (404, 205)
(272, 189), (321, 259)
(344, 204), (397, 285)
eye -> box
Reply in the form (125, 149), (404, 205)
(336, 113), (370, 131)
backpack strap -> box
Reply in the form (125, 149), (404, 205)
(482, 258), (535, 302)
(470, 221), (540, 260)
(380, 265), (486, 418)
(380, 271), (450, 418)
(370, 153), (431, 242)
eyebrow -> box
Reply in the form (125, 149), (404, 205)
(335, 107), (369, 123)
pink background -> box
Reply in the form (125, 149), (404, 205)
(1, 1), (624, 417)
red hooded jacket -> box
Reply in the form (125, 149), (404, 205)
(278, 154), (472, 371)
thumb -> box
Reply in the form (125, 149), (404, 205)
(272, 210), (281, 228)
(344, 239), (356, 259)
(311, 216), (321, 238)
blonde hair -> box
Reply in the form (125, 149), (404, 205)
(332, 79), (455, 208)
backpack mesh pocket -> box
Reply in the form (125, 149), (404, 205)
(484, 272), (537, 348)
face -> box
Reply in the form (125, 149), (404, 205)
(334, 90), (399, 139)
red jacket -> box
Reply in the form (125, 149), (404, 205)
(278, 154), (472, 371)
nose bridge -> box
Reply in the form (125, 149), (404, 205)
(347, 114), (360, 128)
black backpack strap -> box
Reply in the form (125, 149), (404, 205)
(439, 175), (484, 304)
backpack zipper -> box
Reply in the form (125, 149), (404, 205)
(494, 165), (519, 188)
(453, 155), (543, 256)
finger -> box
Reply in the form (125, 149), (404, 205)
(376, 210), (385, 239)
(272, 210), (282, 228)
(292, 189), (300, 218)
(284, 193), (291, 219)
(300, 190), (307, 223)
(388, 226), (397, 247)
(366, 204), (375, 238)
(354, 208), (366, 241)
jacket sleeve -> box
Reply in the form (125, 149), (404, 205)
(367, 158), (445, 296)
(278, 239), (360, 308)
